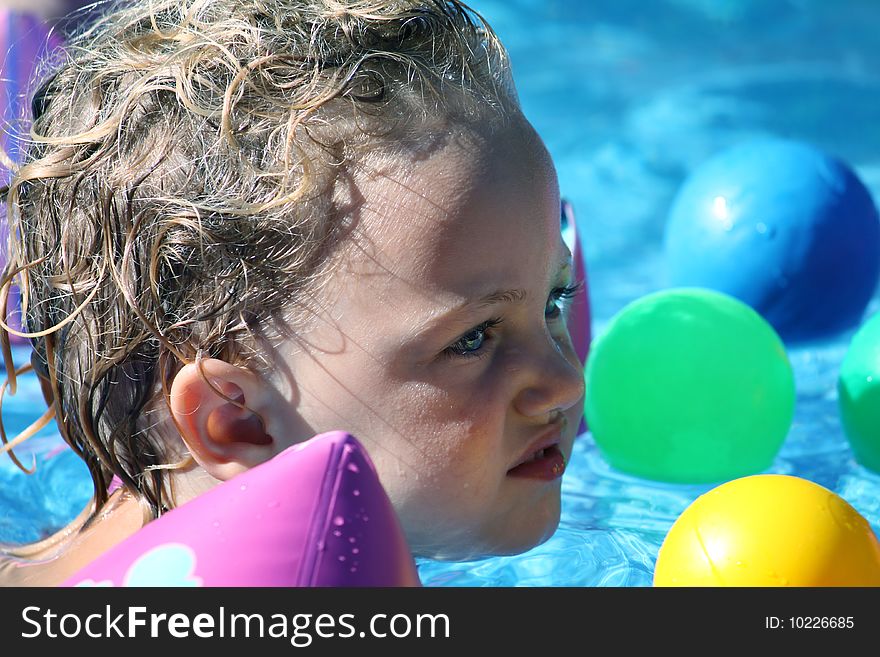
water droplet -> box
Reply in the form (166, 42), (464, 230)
(347, 462), (360, 473)
(350, 567), (357, 573)
(352, 548), (359, 555)
(755, 222), (767, 234)
(239, 484), (248, 492)
(362, 515), (369, 522)
(338, 555), (346, 562)
(348, 537), (356, 544)
(333, 516), (345, 526)
(317, 540), (325, 551)
(867, 376), (874, 383)
(333, 530), (342, 537)
(352, 489), (360, 497)
(212, 520), (221, 528)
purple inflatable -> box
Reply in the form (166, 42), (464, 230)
(63, 431), (420, 587)
(561, 199), (591, 434)
(561, 199), (591, 368)
(1, 10), (63, 343)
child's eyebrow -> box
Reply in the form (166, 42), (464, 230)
(469, 287), (528, 309)
(419, 255), (573, 333)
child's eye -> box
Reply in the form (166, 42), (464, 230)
(545, 281), (584, 320)
(442, 281), (584, 360)
(444, 318), (503, 358)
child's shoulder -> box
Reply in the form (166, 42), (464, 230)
(0, 492), (142, 587)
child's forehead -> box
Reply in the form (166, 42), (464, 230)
(351, 115), (552, 228)
(328, 123), (561, 297)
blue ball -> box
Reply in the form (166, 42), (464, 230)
(664, 139), (880, 342)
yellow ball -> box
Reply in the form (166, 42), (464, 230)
(654, 474), (880, 586)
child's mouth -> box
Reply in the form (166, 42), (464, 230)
(506, 444), (566, 481)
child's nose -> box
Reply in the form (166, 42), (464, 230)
(512, 333), (585, 420)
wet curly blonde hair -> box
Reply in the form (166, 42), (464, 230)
(0, 0), (514, 520)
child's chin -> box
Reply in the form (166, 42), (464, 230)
(500, 512), (561, 556)
(490, 498), (562, 557)
(429, 506), (562, 562)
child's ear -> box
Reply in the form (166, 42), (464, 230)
(169, 358), (285, 481)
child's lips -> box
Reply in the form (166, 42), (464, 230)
(506, 444), (566, 481)
(507, 420), (567, 481)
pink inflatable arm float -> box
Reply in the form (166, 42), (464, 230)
(64, 431), (421, 587)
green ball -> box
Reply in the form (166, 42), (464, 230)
(585, 288), (795, 483)
(838, 312), (880, 474)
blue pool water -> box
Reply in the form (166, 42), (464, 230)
(3, 0), (880, 585)
(417, 0), (880, 585)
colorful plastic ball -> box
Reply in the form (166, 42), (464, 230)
(654, 475), (880, 586)
(584, 288), (794, 483)
(664, 138), (880, 343)
(838, 312), (880, 474)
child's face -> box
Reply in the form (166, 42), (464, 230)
(276, 115), (585, 560)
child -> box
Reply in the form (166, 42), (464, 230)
(0, 0), (585, 585)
